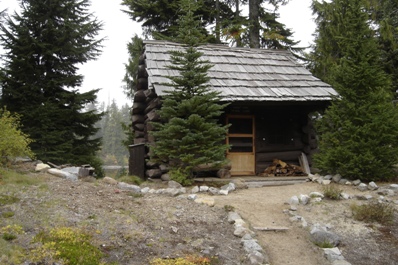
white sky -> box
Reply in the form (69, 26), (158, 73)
(0, 0), (315, 107)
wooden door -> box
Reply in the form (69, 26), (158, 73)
(226, 115), (255, 175)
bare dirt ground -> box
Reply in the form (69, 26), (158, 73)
(1, 165), (397, 265)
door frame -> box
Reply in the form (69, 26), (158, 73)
(226, 115), (255, 175)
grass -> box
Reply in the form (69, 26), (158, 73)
(351, 201), (396, 225)
(0, 168), (44, 186)
(1, 211), (15, 218)
(322, 184), (342, 200)
(31, 227), (104, 265)
(314, 240), (334, 248)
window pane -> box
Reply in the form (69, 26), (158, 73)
(228, 118), (253, 134)
(229, 137), (253, 152)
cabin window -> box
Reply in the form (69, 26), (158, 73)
(226, 115), (255, 153)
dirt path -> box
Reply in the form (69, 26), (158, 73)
(207, 182), (329, 265)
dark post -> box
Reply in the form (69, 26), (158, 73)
(128, 144), (146, 179)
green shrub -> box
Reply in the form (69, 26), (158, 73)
(1, 211), (15, 218)
(351, 201), (395, 224)
(322, 185), (342, 200)
(169, 168), (193, 186)
(0, 108), (35, 165)
(117, 175), (143, 185)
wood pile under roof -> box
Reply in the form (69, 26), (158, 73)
(143, 40), (337, 102)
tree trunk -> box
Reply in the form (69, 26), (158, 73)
(249, 0), (260, 48)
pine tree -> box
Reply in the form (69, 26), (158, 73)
(0, 0), (104, 165)
(123, 34), (143, 100)
(313, 0), (398, 181)
(150, 0), (229, 184)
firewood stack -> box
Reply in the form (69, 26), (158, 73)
(263, 159), (307, 177)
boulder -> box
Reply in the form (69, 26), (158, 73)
(161, 174), (170, 181)
(168, 180), (182, 189)
(35, 163), (50, 172)
(368, 181), (378, 190)
(299, 194), (310, 205)
(103, 177), (118, 185)
(332, 174), (342, 183)
(389, 184), (398, 190)
(248, 251), (267, 265)
(288, 196), (299, 205)
(221, 183), (236, 192)
(209, 187), (219, 195)
(191, 186), (199, 193)
(310, 224), (340, 247)
(352, 179), (361, 186)
(194, 197), (215, 207)
(228, 212), (242, 224)
(187, 194), (197, 200)
(323, 247), (344, 262)
(357, 183), (368, 191)
(117, 182), (141, 193)
(199, 186), (209, 192)
(231, 178), (248, 189)
(241, 239), (263, 253)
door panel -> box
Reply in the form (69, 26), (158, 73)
(226, 115), (255, 175)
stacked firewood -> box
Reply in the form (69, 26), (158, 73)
(263, 159), (307, 176)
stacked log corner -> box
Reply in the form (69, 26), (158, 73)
(131, 52), (163, 179)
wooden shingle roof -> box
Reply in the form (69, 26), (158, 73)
(144, 40), (337, 102)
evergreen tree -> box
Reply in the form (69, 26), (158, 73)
(0, 0), (104, 165)
(123, 34), (143, 100)
(313, 0), (398, 181)
(150, 0), (229, 184)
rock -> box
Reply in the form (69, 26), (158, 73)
(187, 194), (197, 200)
(324, 174), (333, 180)
(209, 187), (219, 195)
(47, 168), (78, 181)
(217, 168), (231, 179)
(221, 183), (236, 192)
(322, 180), (331, 185)
(103, 177), (118, 185)
(199, 186), (209, 192)
(159, 164), (169, 172)
(368, 181), (378, 190)
(145, 169), (162, 178)
(219, 189), (229, 195)
(191, 186), (199, 193)
(323, 247), (344, 262)
(332, 174), (342, 183)
(299, 194), (310, 205)
(332, 260), (352, 265)
(141, 187), (150, 194)
(288, 196), (299, 205)
(316, 177), (324, 184)
(168, 180), (182, 189)
(35, 163), (50, 172)
(231, 178), (248, 189)
(309, 192), (324, 198)
(62, 166), (80, 176)
(377, 189), (395, 196)
(164, 188), (182, 197)
(389, 184), (398, 190)
(242, 239), (263, 253)
(248, 251), (266, 265)
(340, 193), (351, 200)
(228, 212), (242, 224)
(312, 197), (323, 203)
(352, 179), (361, 186)
(234, 226), (250, 237)
(234, 219), (247, 228)
(117, 182), (141, 193)
(290, 205), (297, 211)
(161, 174), (170, 181)
(310, 225), (340, 247)
(357, 183), (368, 191)
(194, 197), (215, 207)
(338, 178), (349, 185)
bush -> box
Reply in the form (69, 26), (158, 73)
(0, 108), (35, 165)
(351, 201), (395, 225)
(322, 185), (342, 200)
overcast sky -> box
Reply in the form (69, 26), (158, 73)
(0, 0), (315, 107)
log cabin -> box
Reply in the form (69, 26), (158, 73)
(130, 40), (337, 178)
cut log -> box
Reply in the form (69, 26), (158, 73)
(256, 151), (302, 162)
(134, 130), (145, 138)
(133, 123), (144, 131)
(132, 102), (146, 114)
(144, 89), (156, 99)
(146, 109), (160, 122)
(138, 65), (148, 78)
(263, 159), (307, 176)
(132, 114), (145, 125)
(134, 90), (146, 102)
(136, 78), (148, 90)
(145, 98), (161, 114)
(134, 138), (146, 144)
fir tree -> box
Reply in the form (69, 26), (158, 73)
(0, 0), (104, 165)
(313, 0), (398, 181)
(150, 0), (229, 184)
